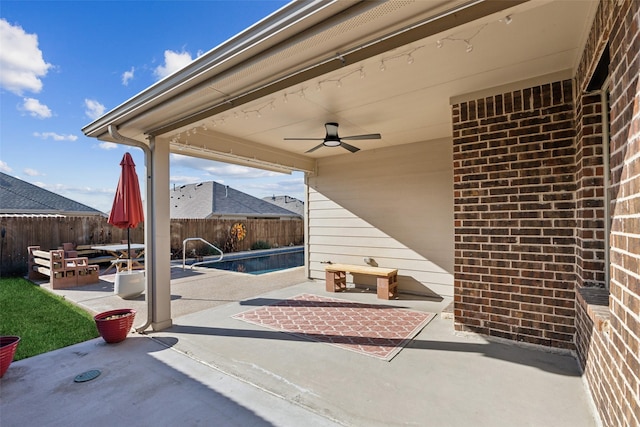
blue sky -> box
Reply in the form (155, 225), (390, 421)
(0, 0), (304, 213)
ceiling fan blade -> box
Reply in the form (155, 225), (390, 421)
(286, 123), (374, 154)
(340, 142), (360, 153)
(341, 133), (381, 141)
(305, 142), (326, 153)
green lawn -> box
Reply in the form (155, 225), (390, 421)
(0, 277), (99, 360)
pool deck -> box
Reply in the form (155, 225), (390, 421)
(1, 266), (601, 426)
(37, 263), (309, 319)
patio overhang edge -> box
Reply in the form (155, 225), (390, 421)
(80, 0), (369, 140)
(82, 0), (529, 144)
(145, 0), (529, 139)
(168, 141), (315, 175)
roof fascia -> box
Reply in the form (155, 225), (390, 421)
(146, 0), (529, 138)
(82, 0), (348, 139)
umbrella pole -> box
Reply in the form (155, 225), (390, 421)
(127, 228), (132, 272)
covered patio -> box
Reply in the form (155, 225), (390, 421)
(81, 1), (640, 425)
(3, 267), (598, 426)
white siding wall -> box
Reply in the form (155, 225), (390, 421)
(307, 138), (454, 297)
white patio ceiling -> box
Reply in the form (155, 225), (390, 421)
(84, 0), (598, 174)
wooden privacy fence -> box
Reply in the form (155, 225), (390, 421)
(171, 218), (304, 257)
(0, 216), (303, 276)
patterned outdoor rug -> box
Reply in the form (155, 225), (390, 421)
(232, 293), (436, 361)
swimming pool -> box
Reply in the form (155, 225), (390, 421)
(198, 246), (304, 275)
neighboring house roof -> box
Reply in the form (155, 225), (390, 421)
(262, 195), (304, 216)
(170, 181), (302, 219)
(0, 172), (104, 216)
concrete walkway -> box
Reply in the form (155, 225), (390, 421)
(1, 267), (600, 426)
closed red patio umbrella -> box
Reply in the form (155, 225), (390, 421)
(108, 152), (144, 270)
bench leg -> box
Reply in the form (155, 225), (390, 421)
(377, 274), (398, 300)
(51, 270), (78, 289)
(326, 271), (347, 292)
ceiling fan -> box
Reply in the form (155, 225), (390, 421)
(284, 122), (381, 153)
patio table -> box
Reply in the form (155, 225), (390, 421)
(91, 243), (145, 274)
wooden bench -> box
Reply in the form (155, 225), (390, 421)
(28, 246), (99, 289)
(325, 263), (399, 300)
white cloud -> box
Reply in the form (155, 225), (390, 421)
(20, 97), (52, 118)
(0, 160), (13, 173)
(122, 67), (134, 86)
(170, 175), (204, 187)
(84, 98), (105, 120)
(154, 50), (193, 80)
(34, 181), (115, 212)
(213, 163), (278, 179)
(98, 142), (118, 150)
(0, 19), (52, 95)
(33, 131), (78, 141)
(23, 168), (43, 176)
(170, 154), (277, 179)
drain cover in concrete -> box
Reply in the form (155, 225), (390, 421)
(74, 369), (101, 383)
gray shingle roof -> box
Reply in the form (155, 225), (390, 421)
(262, 195), (304, 216)
(170, 181), (302, 219)
(0, 172), (104, 216)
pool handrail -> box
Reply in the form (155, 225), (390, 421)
(182, 238), (223, 270)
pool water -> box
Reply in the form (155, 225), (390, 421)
(200, 247), (304, 275)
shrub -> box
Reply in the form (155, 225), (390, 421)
(251, 240), (271, 250)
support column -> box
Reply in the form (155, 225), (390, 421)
(149, 137), (172, 330)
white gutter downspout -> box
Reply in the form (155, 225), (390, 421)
(108, 125), (155, 333)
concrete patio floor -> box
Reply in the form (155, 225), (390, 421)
(1, 266), (600, 426)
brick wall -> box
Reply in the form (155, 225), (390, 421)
(575, 91), (607, 289)
(452, 80), (577, 349)
(573, 1), (640, 426)
(451, 0), (639, 425)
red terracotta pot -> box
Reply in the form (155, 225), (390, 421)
(0, 336), (21, 378)
(94, 309), (136, 343)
